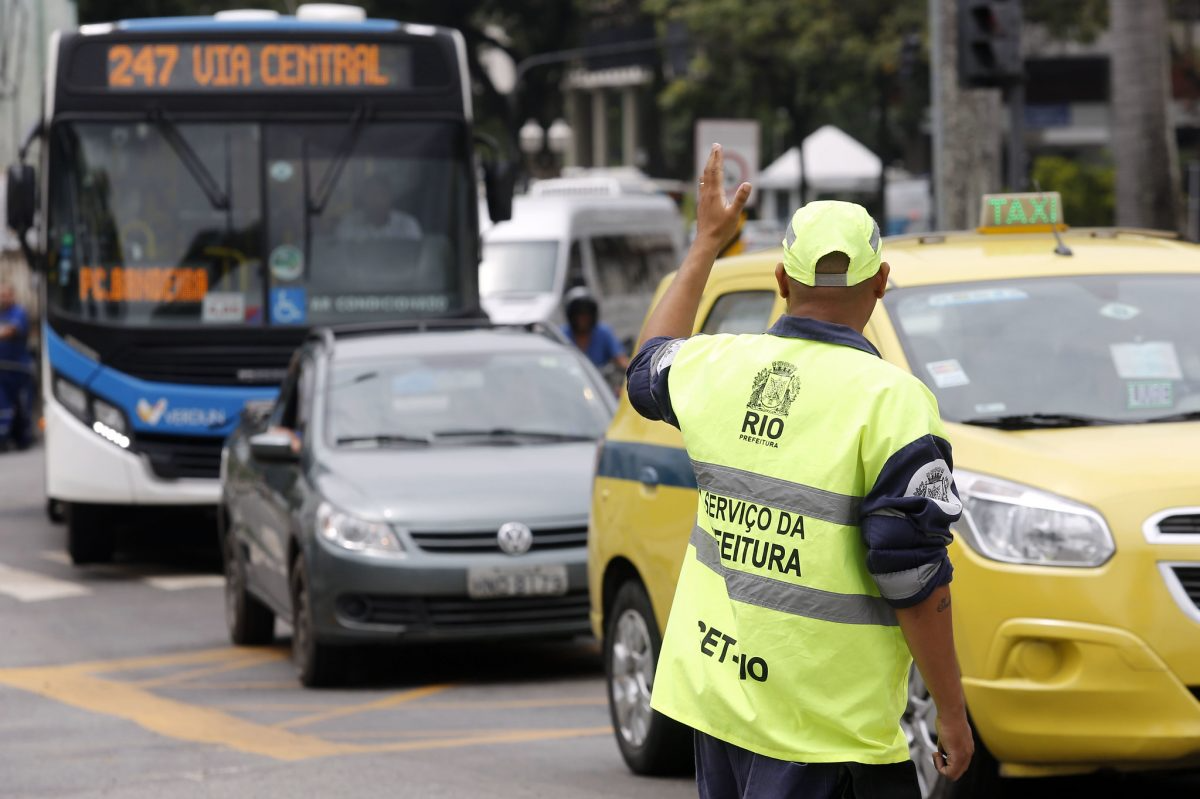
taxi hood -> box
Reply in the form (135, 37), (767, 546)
(313, 441), (597, 528)
(948, 420), (1200, 530)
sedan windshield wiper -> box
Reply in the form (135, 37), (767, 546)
(432, 428), (595, 442)
(336, 433), (432, 447)
(961, 413), (1118, 430)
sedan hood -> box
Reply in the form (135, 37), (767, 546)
(314, 441), (598, 528)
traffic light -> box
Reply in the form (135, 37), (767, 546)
(958, 0), (1023, 88)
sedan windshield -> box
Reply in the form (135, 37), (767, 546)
(328, 349), (610, 445)
(479, 241), (559, 296)
(884, 275), (1200, 426)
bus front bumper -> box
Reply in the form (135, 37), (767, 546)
(45, 400), (220, 506)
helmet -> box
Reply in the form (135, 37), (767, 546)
(563, 286), (599, 321)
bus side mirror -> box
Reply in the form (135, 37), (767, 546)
(484, 159), (515, 223)
(5, 163), (36, 235)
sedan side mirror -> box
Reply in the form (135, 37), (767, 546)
(484, 159), (515, 223)
(5, 163), (36, 235)
(249, 430), (300, 463)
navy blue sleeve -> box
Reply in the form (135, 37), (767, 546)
(625, 336), (684, 428)
(10, 306), (28, 337)
(860, 434), (962, 608)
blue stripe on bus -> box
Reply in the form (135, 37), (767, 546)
(46, 324), (278, 438)
(596, 439), (696, 490)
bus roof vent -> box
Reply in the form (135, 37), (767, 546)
(213, 9), (281, 21)
(296, 4), (368, 22)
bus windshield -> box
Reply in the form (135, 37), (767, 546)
(47, 119), (473, 327)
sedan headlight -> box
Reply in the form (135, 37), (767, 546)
(316, 501), (405, 559)
(955, 469), (1115, 567)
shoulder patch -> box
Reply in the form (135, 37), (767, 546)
(652, 339), (685, 375)
(905, 459), (962, 515)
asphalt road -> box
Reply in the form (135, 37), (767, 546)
(0, 446), (1197, 798)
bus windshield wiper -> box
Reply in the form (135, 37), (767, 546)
(305, 104), (369, 216)
(432, 428), (595, 442)
(336, 433), (432, 447)
(151, 108), (230, 211)
(961, 413), (1117, 430)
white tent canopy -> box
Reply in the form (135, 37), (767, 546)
(757, 125), (882, 193)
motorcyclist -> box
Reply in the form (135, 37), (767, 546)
(561, 287), (628, 371)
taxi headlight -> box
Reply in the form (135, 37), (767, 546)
(316, 501), (405, 559)
(955, 470), (1115, 567)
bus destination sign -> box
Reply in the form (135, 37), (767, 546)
(106, 42), (412, 91)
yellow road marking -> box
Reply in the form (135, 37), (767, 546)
(275, 683), (450, 730)
(420, 696), (605, 710)
(0, 664), (352, 761)
(0, 647), (609, 762)
(355, 725), (613, 753)
(131, 652), (282, 688)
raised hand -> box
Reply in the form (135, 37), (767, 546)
(695, 143), (752, 252)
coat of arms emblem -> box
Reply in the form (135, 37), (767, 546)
(747, 361), (801, 416)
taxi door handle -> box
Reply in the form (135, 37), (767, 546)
(638, 466), (660, 488)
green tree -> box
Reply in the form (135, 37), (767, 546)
(1031, 155), (1115, 226)
(646, 0), (927, 185)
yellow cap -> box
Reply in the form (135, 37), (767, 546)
(781, 201), (882, 287)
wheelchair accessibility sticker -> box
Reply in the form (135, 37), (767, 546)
(269, 287), (307, 325)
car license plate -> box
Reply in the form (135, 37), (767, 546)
(466, 564), (568, 599)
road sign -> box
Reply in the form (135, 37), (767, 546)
(695, 119), (759, 205)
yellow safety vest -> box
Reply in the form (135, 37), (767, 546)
(650, 330), (949, 764)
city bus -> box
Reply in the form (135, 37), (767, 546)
(4, 6), (512, 564)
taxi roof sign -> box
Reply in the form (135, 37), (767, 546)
(977, 192), (1067, 234)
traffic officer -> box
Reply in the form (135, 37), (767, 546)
(626, 145), (973, 797)
(0, 283), (33, 451)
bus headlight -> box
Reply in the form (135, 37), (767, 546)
(955, 470), (1115, 567)
(92, 398), (128, 435)
(316, 501), (406, 559)
(53, 375), (89, 420)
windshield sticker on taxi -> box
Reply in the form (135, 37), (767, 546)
(926, 359), (970, 388)
(1127, 381), (1174, 410)
(927, 288), (1027, 307)
(1110, 341), (1183, 380)
(1099, 302), (1141, 321)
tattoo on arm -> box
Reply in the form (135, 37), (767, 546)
(936, 595), (951, 613)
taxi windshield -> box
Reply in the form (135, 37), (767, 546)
(884, 275), (1200, 426)
(327, 350), (610, 446)
(46, 119), (472, 327)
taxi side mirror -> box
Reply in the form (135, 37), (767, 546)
(249, 431), (300, 463)
(5, 163), (36, 235)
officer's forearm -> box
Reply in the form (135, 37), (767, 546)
(638, 239), (722, 344)
(894, 584), (967, 720)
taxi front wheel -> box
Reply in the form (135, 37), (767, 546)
(903, 666), (1000, 798)
(605, 580), (693, 776)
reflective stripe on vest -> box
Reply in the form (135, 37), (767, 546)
(689, 525), (897, 627)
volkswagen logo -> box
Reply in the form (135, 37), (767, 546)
(497, 522), (534, 556)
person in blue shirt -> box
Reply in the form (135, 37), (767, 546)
(0, 283), (33, 450)
(561, 287), (629, 371)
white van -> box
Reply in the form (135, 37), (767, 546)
(480, 177), (685, 348)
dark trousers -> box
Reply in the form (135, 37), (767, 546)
(695, 731), (921, 799)
(0, 370), (33, 449)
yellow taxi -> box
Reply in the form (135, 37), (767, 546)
(588, 194), (1200, 795)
